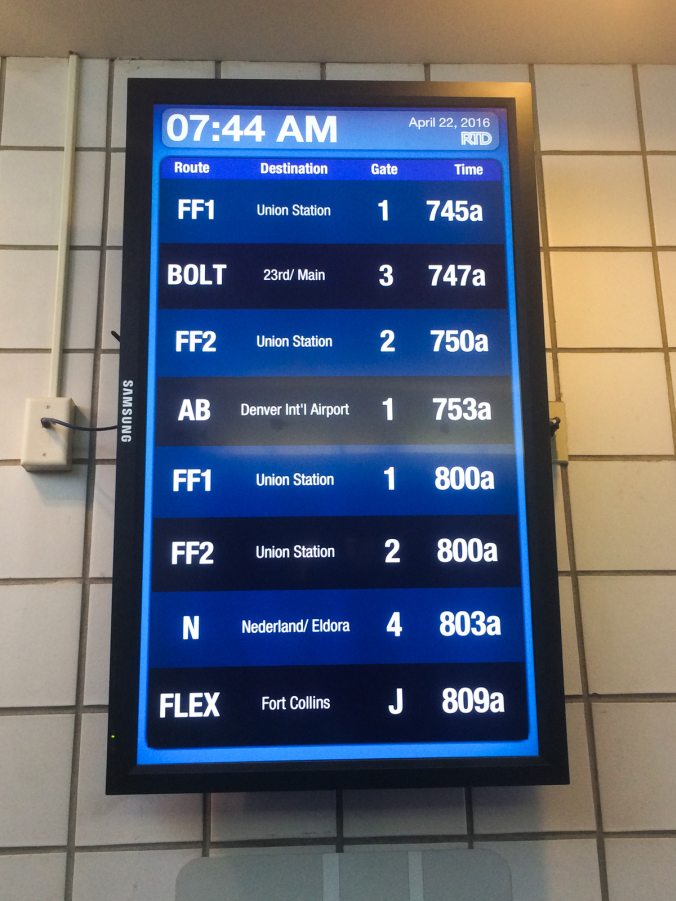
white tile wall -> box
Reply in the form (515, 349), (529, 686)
(594, 702), (676, 830)
(580, 575), (676, 694)
(2, 56), (676, 901)
(83, 583), (112, 706)
(569, 462), (676, 570)
(541, 254), (552, 349)
(101, 249), (122, 348)
(550, 251), (661, 348)
(0, 714), (73, 846)
(0, 247), (98, 351)
(76, 59), (110, 149)
(479, 839), (602, 901)
(0, 583), (81, 706)
(0, 852), (67, 901)
(557, 352), (672, 455)
(1, 58), (68, 146)
(543, 156), (651, 247)
(659, 251), (676, 344)
(0, 150), (63, 245)
(430, 64), (530, 82)
(0, 466), (87, 578)
(342, 788), (466, 837)
(75, 713), (203, 844)
(66, 250), (101, 349)
(546, 352), (556, 400)
(647, 156), (676, 245)
(638, 66), (676, 150)
(534, 65), (640, 151)
(552, 466), (570, 571)
(473, 704), (594, 833)
(72, 849), (201, 901)
(558, 577), (582, 695)
(606, 837), (676, 901)
(325, 63), (425, 81)
(0, 250), (57, 347)
(88, 463), (116, 578)
(105, 153), (125, 245)
(219, 61), (321, 80)
(211, 791), (336, 841)
(71, 151), (106, 246)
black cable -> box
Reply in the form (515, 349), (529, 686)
(41, 417), (118, 432)
(38, 331), (122, 434)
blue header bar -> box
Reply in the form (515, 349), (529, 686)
(160, 157), (502, 181)
(161, 107), (500, 152)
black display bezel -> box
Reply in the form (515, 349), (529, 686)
(106, 78), (568, 794)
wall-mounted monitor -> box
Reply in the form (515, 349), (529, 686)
(106, 78), (568, 793)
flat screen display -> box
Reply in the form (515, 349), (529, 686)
(107, 79), (567, 793)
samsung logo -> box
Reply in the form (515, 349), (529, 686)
(120, 380), (133, 443)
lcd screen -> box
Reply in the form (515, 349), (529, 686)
(107, 80), (567, 793)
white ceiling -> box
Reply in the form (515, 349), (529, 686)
(1, 0), (675, 63)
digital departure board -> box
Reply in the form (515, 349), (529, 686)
(106, 79), (568, 794)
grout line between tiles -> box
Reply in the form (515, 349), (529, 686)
(539, 149), (676, 157)
(0, 706), (77, 716)
(342, 835), (468, 847)
(464, 787), (474, 849)
(0, 244), (58, 250)
(1, 347), (86, 354)
(0, 146), (107, 153)
(589, 694), (676, 703)
(603, 830), (676, 839)
(335, 789), (344, 852)
(473, 831), (598, 842)
(568, 454), (676, 461)
(548, 245), (676, 252)
(0, 57), (6, 145)
(72, 841), (204, 853)
(0, 244), (122, 250)
(5, 827), (676, 858)
(0, 705), (108, 716)
(0, 846), (67, 856)
(632, 66), (676, 456)
(559, 464), (610, 901)
(215, 61), (222, 79)
(529, 64), (560, 400)
(531, 73), (617, 892)
(202, 794), (212, 857)
(0, 578), (84, 587)
(556, 347), (670, 353)
(0, 144), (64, 152)
(576, 569), (676, 576)
(423, 63), (431, 81)
(208, 837), (335, 850)
(63, 57), (115, 901)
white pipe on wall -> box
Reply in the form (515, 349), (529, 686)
(48, 52), (80, 397)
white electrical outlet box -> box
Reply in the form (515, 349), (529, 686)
(21, 397), (75, 471)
